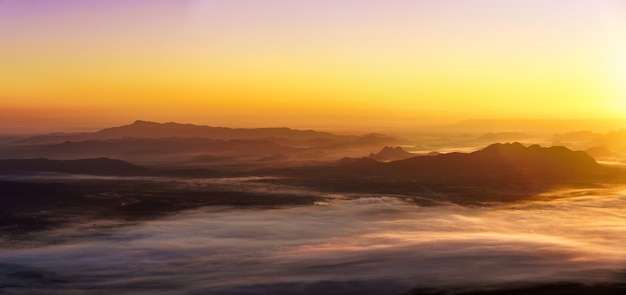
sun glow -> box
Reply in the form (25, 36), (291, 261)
(607, 52), (626, 115)
(618, 54), (626, 100)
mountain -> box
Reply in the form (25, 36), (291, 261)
(585, 145), (616, 161)
(14, 120), (359, 145)
(369, 146), (415, 162)
(349, 142), (607, 181)
(552, 129), (626, 160)
(0, 158), (149, 176)
(272, 143), (619, 203)
(4, 121), (402, 166)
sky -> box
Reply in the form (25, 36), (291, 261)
(1, 0), (625, 133)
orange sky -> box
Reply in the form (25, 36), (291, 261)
(1, 0), (625, 133)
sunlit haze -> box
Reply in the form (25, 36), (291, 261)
(1, 0), (625, 133)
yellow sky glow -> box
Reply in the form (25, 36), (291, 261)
(1, 0), (625, 132)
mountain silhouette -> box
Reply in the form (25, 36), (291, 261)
(369, 146), (415, 162)
(4, 121), (402, 165)
(585, 145), (616, 160)
(273, 143), (619, 203)
(346, 143), (607, 181)
(14, 120), (361, 144)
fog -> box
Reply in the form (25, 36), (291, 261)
(2, 187), (626, 294)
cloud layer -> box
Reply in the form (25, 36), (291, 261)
(2, 187), (626, 294)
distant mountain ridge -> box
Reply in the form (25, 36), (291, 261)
(14, 120), (364, 144)
(4, 121), (401, 165)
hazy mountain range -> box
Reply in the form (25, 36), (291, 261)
(13, 120), (397, 145)
(1, 120), (624, 205)
(1, 121), (401, 165)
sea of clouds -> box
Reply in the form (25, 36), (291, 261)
(2, 186), (626, 294)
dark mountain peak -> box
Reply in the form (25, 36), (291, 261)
(454, 142), (603, 182)
(380, 146), (402, 152)
(369, 146), (414, 161)
(479, 142), (527, 154)
(132, 120), (156, 125)
(475, 142), (595, 163)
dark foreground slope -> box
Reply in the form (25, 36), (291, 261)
(0, 157), (223, 177)
(269, 143), (621, 203)
(0, 158), (149, 176)
(0, 178), (324, 238)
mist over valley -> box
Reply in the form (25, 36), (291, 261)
(2, 121), (626, 294)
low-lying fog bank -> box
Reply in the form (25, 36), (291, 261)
(2, 187), (626, 294)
